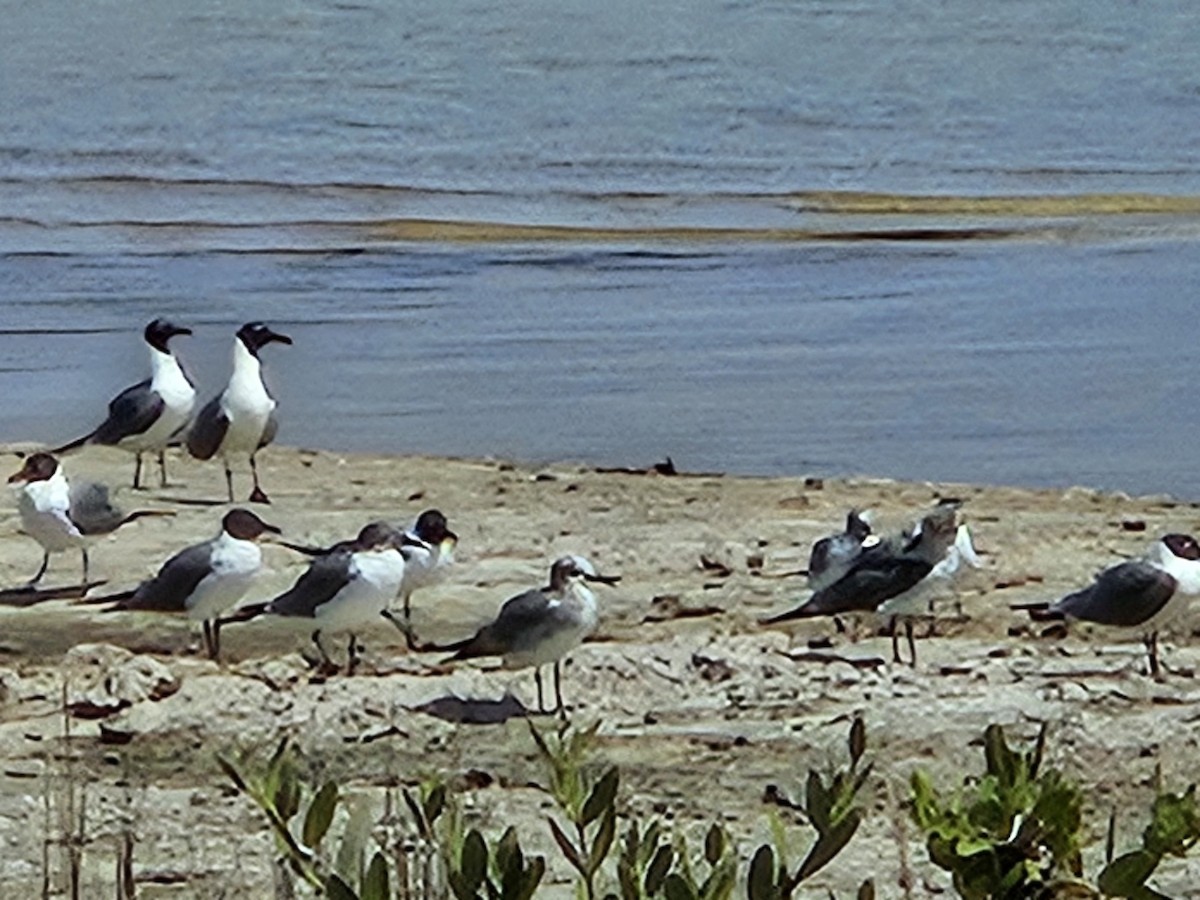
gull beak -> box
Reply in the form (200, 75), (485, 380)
(584, 572), (621, 586)
(268, 329), (293, 346)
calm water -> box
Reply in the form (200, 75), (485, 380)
(2, 0), (1200, 495)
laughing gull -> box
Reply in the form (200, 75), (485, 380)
(53, 319), (195, 489)
(186, 322), (291, 504)
(7, 452), (171, 588)
(441, 555), (620, 716)
(876, 518), (982, 664)
(272, 508), (457, 650)
(83, 509), (279, 660)
(395, 509), (457, 627)
(229, 522), (412, 673)
(761, 504), (962, 664)
(1013, 533), (1200, 677)
(805, 509), (876, 591)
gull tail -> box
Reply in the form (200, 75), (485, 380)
(1010, 601), (1064, 622)
(74, 588), (136, 608)
(759, 603), (822, 626)
(50, 432), (95, 455)
(275, 540), (327, 557)
(120, 510), (177, 527)
(219, 602), (268, 625)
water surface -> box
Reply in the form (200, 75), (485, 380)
(2, 0), (1199, 495)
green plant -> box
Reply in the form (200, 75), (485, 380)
(1098, 782), (1200, 899)
(616, 820), (738, 900)
(910, 723), (1088, 899)
(217, 739), (399, 898)
(528, 720), (617, 900)
(745, 715), (874, 899)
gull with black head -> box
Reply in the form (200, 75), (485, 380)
(82, 508), (279, 660)
(1013, 533), (1200, 677)
(53, 319), (195, 489)
(762, 503), (964, 665)
(186, 322), (291, 504)
(7, 452), (171, 589)
(228, 522), (420, 674)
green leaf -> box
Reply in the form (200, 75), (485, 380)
(496, 827), (523, 881)
(303, 782), (340, 850)
(215, 754), (248, 793)
(645, 843), (674, 894)
(1097, 849), (1160, 894)
(704, 824), (725, 865)
(699, 852), (736, 900)
(462, 829), (489, 892)
(548, 817), (586, 874)
(325, 873), (360, 900)
(274, 758), (302, 823)
(848, 716), (866, 768)
(983, 724), (1015, 788)
(583, 767), (620, 825)
(517, 857), (546, 900)
(747, 845), (776, 900)
(424, 782), (447, 825)
(1144, 786), (1200, 857)
(361, 851), (390, 900)
(663, 873), (698, 900)
(805, 771), (832, 834)
(589, 806), (617, 875)
(793, 809), (863, 883)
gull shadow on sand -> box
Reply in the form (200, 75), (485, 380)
(409, 693), (530, 725)
(0, 581), (107, 607)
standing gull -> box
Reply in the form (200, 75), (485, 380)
(186, 322), (291, 504)
(805, 509), (876, 591)
(761, 504), (963, 665)
(395, 509), (458, 632)
(229, 523), (414, 674)
(272, 508), (458, 650)
(7, 452), (171, 588)
(83, 509), (279, 660)
(441, 555), (620, 716)
(1013, 533), (1200, 677)
(53, 319), (195, 489)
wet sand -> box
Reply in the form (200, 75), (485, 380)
(1, 444), (1199, 896)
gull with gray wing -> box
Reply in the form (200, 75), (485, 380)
(53, 319), (195, 489)
(7, 452), (171, 589)
(82, 509), (279, 660)
(186, 322), (291, 504)
(441, 555), (620, 716)
(228, 522), (414, 673)
(1013, 533), (1200, 677)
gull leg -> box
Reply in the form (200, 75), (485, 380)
(381, 608), (420, 651)
(1146, 632), (1162, 679)
(224, 463), (235, 504)
(81, 548), (90, 586)
(248, 454), (270, 504)
(534, 668), (546, 714)
(28, 552), (49, 587)
(202, 621), (214, 660)
(312, 630), (336, 673)
(905, 619), (918, 668)
(133, 454), (144, 490)
(347, 634), (360, 675)
(889, 616), (902, 664)
(554, 661), (566, 719)
(212, 619), (223, 661)
(157, 450), (169, 488)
